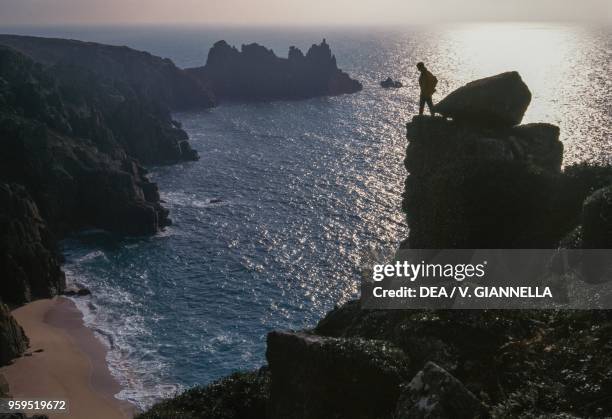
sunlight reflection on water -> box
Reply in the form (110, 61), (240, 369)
(39, 22), (611, 409)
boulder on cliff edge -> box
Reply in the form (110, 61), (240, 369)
(435, 71), (531, 127)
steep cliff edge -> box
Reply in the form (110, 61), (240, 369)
(0, 46), (171, 237)
(140, 72), (612, 419)
(187, 39), (362, 101)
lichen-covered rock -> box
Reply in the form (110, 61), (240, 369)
(395, 362), (489, 419)
(137, 370), (269, 419)
(0, 303), (28, 366)
(187, 39), (362, 101)
(266, 331), (411, 419)
(435, 71), (531, 127)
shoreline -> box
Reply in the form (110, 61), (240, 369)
(0, 297), (136, 419)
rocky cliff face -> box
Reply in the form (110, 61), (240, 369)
(0, 303), (28, 365)
(0, 35), (209, 165)
(0, 34), (215, 110)
(0, 184), (64, 306)
(0, 43), (189, 368)
(187, 39), (362, 101)
(0, 46), (171, 236)
(402, 116), (567, 248)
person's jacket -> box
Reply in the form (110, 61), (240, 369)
(419, 70), (437, 97)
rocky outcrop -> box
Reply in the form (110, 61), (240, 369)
(402, 115), (567, 248)
(266, 331), (412, 419)
(402, 72), (612, 249)
(187, 39), (362, 101)
(435, 71), (531, 127)
(0, 303), (28, 366)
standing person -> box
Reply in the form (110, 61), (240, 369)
(416, 62), (437, 116)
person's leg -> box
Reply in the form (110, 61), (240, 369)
(419, 94), (426, 115)
(426, 96), (435, 116)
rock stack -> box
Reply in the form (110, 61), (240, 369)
(187, 39), (362, 101)
(403, 71), (611, 249)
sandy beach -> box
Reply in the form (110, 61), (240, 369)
(0, 297), (135, 419)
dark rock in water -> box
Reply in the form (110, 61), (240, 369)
(395, 362), (490, 419)
(76, 288), (91, 296)
(0, 303), (28, 366)
(0, 184), (65, 305)
(582, 186), (612, 248)
(435, 72), (531, 127)
(381, 77), (403, 88)
(266, 330), (412, 419)
(187, 39), (362, 101)
(64, 287), (91, 297)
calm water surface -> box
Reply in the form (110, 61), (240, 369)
(3, 24), (610, 409)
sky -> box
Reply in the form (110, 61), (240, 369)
(0, 0), (610, 26)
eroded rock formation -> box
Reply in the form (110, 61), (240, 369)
(187, 39), (362, 101)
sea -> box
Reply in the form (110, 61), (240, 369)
(1, 23), (610, 410)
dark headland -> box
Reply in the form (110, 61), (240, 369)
(186, 39), (363, 101)
(0, 33), (611, 419)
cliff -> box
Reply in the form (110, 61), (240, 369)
(0, 34), (212, 165)
(186, 39), (362, 101)
(0, 43), (192, 369)
(140, 72), (612, 419)
(0, 34), (215, 110)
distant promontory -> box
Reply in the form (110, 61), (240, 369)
(187, 39), (363, 101)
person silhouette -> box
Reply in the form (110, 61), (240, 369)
(416, 62), (438, 116)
